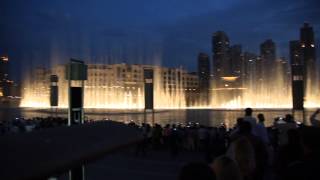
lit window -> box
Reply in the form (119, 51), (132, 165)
(293, 75), (303, 81)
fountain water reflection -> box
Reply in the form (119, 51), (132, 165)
(0, 109), (310, 128)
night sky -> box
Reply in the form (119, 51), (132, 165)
(0, 0), (320, 81)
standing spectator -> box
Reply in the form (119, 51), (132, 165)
(227, 121), (268, 180)
(243, 108), (257, 136)
(152, 124), (163, 150)
(211, 155), (242, 180)
(281, 127), (320, 180)
(256, 113), (270, 147)
(276, 114), (297, 146)
(170, 124), (179, 158)
(163, 124), (171, 149)
(275, 129), (303, 179)
(198, 125), (208, 151)
(310, 109), (320, 127)
(179, 162), (216, 180)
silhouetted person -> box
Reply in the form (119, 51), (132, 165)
(136, 123), (150, 157)
(276, 114), (297, 146)
(256, 113), (269, 144)
(275, 129), (303, 179)
(243, 108), (257, 136)
(229, 117), (244, 141)
(310, 109), (320, 127)
(152, 124), (163, 150)
(227, 121), (268, 180)
(179, 162), (216, 180)
(163, 124), (171, 149)
(211, 155), (242, 180)
(170, 124), (179, 158)
(282, 127), (320, 180)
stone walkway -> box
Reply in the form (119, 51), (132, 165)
(85, 148), (206, 180)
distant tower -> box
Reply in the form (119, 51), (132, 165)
(198, 53), (210, 105)
(229, 45), (242, 82)
(260, 39), (276, 63)
(212, 31), (231, 88)
(212, 31), (242, 105)
(290, 40), (305, 122)
(243, 52), (258, 89)
(0, 54), (10, 97)
(260, 39), (276, 85)
(0, 55), (9, 81)
(300, 23), (317, 94)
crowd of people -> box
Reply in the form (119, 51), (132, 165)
(1, 108), (320, 180)
(0, 117), (68, 135)
(130, 108), (320, 180)
(176, 108), (320, 180)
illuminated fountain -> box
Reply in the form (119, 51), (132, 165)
(20, 60), (320, 109)
(20, 64), (194, 109)
(210, 59), (320, 109)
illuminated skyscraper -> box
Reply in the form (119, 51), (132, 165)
(212, 31), (242, 105)
(300, 23), (317, 93)
(290, 40), (304, 117)
(0, 54), (20, 106)
(212, 31), (231, 88)
(0, 54), (10, 97)
(229, 45), (242, 87)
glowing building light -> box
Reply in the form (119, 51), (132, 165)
(221, 76), (238, 82)
(1, 56), (8, 61)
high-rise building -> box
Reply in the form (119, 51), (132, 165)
(290, 40), (304, 111)
(230, 45), (242, 77)
(242, 52), (258, 88)
(277, 57), (290, 94)
(198, 52), (210, 105)
(0, 55), (9, 81)
(260, 39), (276, 63)
(0, 55), (10, 97)
(260, 39), (276, 84)
(0, 54), (20, 107)
(290, 41), (302, 65)
(212, 31), (231, 86)
(300, 23), (317, 92)
(212, 31), (244, 105)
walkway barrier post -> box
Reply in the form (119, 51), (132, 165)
(144, 68), (154, 125)
(66, 59), (88, 180)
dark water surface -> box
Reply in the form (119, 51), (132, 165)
(0, 108), (316, 128)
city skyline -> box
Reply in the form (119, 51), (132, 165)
(1, 0), (320, 82)
(19, 22), (318, 109)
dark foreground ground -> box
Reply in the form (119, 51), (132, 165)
(56, 148), (204, 180)
(57, 147), (274, 180)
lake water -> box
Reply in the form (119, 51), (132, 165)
(0, 108), (315, 128)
